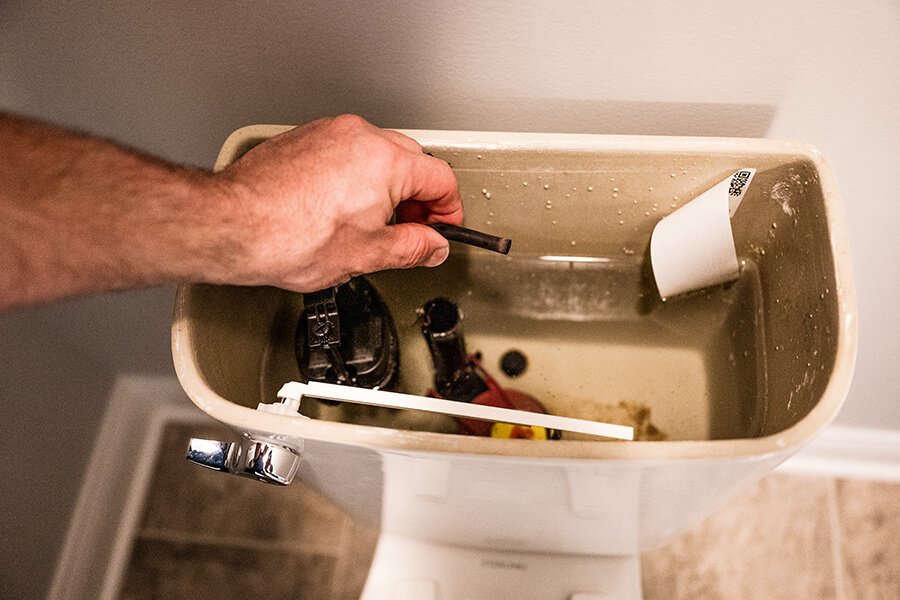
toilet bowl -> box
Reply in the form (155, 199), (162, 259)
(172, 127), (857, 599)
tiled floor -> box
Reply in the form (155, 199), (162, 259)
(118, 422), (900, 599)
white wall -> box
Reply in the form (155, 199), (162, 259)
(1, 1), (898, 598)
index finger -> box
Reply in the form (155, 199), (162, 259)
(393, 148), (464, 225)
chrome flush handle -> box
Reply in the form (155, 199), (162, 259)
(186, 437), (301, 485)
(185, 383), (309, 485)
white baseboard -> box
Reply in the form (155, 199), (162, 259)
(49, 375), (900, 600)
(776, 425), (900, 483)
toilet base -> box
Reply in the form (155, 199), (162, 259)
(361, 533), (642, 600)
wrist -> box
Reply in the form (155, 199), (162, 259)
(155, 169), (260, 288)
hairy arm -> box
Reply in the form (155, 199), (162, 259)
(0, 113), (462, 311)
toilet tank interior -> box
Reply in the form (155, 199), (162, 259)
(175, 132), (844, 443)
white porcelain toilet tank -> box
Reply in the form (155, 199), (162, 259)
(172, 127), (857, 599)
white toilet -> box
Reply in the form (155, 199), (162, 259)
(172, 127), (857, 599)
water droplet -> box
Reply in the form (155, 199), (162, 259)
(613, 187), (619, 193)
(523, 181), (528, 186)
(476, 154), (482, 159)
(670, 173), (676, 177)
(544, 184), (550, 190)
(588, 186), (594, 192)
(618, 220), (625, 225)
(571, 240), (577, 246)
(612, 192), (618, 198)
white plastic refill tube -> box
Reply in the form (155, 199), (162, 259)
(649, 168), (756, 299)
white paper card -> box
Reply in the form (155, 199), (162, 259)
(650, 168), (756, 299)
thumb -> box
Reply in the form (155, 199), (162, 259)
(374, 223), (451, 271)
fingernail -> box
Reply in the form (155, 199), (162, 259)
(424, 245), (450, 267)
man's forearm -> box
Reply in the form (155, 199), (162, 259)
(0, 112), (242, 311)
(0, 112), (462, 312)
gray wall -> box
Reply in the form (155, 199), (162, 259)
(2, 2), (898, 598)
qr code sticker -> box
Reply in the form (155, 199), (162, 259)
(729, 170), (753, 197)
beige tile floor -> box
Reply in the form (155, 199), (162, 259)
(118, 422), (900, 600)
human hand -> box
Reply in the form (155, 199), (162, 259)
(217, 115), (463, 292)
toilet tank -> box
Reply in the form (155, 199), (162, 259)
(172, 128), (856, 553)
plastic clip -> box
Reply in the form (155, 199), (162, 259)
(305, 287), (341, 348)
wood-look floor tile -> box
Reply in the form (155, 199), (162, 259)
(641, 473), (837, 600)
(119, 538), (335, 600)
(836, 479), (900, 600)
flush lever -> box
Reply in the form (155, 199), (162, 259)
(186, 387), (308, 486)
(186, 437), (301, 485)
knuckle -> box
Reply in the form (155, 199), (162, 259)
(390, 228), (431, 270)
(404, 232), (433, 268)
(330, 113), (367, 132)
